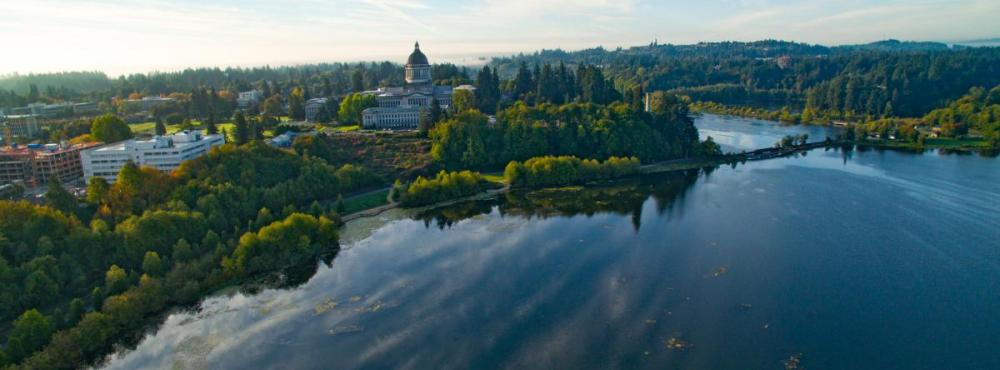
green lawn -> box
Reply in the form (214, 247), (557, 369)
(924, 138), (988, 148)
(482, 172), (506, 185)
(328, 125), (360, 132)
(130, 120), (236, 136)
(128, 122), (157, 134)
(340, 189), (390, 215)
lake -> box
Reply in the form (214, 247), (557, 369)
(99, 114), (1000, 370)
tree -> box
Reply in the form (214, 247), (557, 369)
(173, 239), (193, 262)
(337, 93), (377, 125)
(418, 108), (433, 136)
(223, 213), (338, 276)
(289, 87), (306, 120)
(451, 89), (475, 113)
(154, 117), (166, 136)
(261, 94), (284, 117)
(701, 136), (722, 157)
(475, 66), (500, 114)
(142, 251), (164, 276)
(292, 135), (334, 162)
(298, 199), (316, 215)
(205, 113), (218, 135)
(45, 177), (77, 214)
(429, 98), (443, 124)
(234, 111), (250, 145)
(351, 70), (364, 92)
(513, 62), (534, 99)
(23, 270), (59, 309)
(65, 298), (85, 326)
(104, 265), (128, 295)
(5, 309), (54, 362)
(27, 84), (39, 103)
(335, 194), (345, 214)
(90, 114), (132, 143)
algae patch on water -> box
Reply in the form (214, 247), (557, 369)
(664, 333), (693, 351)
(314, 298), (340, 315)
(783, 353), (804, 369)
(171, 333), (223, 370)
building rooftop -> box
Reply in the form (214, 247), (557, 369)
(1, 142), (99, 156)
(375, 85), (453, 98)
(91, 131), (221, 153)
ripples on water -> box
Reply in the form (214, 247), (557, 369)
(100, 115), (1000, 370)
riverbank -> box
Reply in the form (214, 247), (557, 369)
(852, 138), (994, 152)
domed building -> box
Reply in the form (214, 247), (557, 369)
(362, 42), (455, 130)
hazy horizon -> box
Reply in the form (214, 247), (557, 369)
(1, 0), (999, 76)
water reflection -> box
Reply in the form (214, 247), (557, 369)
(415, 170), (702, 232)
(99, 117), (1000, 370)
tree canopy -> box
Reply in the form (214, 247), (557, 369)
(89, 114), (131, 143)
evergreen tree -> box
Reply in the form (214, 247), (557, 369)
(154, 117), (166, 136)
(142, 251), (164, 276)
(351, 70), (365, 92)
(513, 62), (534, 100)
(475, 66), (500, 114)
(261, 81), (272, 98)
(27, 84), (40, 103)
(205, 112), (218, 134)
(234, 111), (250, 145)
(44, 177), (76, 214)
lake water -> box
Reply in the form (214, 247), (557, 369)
(100, 115), (1000, 370)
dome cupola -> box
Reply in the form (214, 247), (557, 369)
(405, 41), (432, 85)
(406, 42), (429, 66)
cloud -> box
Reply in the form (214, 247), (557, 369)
(362, 0), (436, 31)
(0, 0), (998, 75)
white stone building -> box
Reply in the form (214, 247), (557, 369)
(81, 130), (225, 182)
(0, 113), (41, 141)
(362, 42), (454, 130)
(304, 97), (330, 122)
(238, 90), (264, 109)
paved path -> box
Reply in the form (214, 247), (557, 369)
(340, 184), (511, 223)
(341, 186), (398, 222)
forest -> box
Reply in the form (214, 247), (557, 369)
(429, 92), (701, 170)
(491, 41), (1000, 121)
(0, 142), (379, 369)
(504, 156), (640, 188)
(399, 170), (491, 207)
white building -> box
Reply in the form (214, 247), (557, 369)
(81, 130), (225, 182)
(122, 96), (175, 112)
(304, 97), (330, 122)
(362, 42), (454, 130)
(238, 90), (264, 109)
(0, 113), (41, 141)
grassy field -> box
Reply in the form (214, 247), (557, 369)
(130, 121), (237, 136)
(326, 124), (360, 132)
(482, 172), (506, 185)
(924, 138), (989, 148)
(858, 137), (991, 150)
(340, 189), (390, 215)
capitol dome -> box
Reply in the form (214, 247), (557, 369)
(407, 42), (429, 66)
(405, 41), (432, 85)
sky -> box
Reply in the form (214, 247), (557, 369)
(0, 0), (998, 76)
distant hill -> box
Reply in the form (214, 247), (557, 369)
(833, 39), (952, 52)
(952, 38), (1000, 47)
(0, 71), (112, 94)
